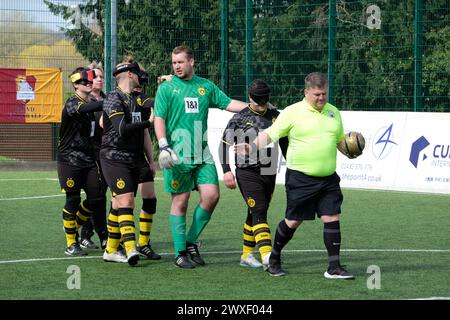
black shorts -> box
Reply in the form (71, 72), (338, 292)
(236, 168), (276, 219)
(285, 169), (343, 221)
(57, 161), (103, 198)
(138, 162), (154, 184)
(96, 159), (108, 195)
(100, 157), (140, 196)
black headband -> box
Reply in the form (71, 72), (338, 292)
(112, 62), (140, 77)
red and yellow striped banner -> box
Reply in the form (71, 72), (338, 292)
(0, 68), (62, 123)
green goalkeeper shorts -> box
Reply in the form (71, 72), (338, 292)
(163, 162), (219, 193)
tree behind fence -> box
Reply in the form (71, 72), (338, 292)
(0, 0), (448, 161)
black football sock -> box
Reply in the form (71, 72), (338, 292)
(271, 220), (296, 262)
(323, 220), (341, 269)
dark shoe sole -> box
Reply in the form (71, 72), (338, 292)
(324, 272), (355, 280)
(267, 270), (286, 277)
(139, 253), (162, 260)
(266, 265), (286, 277)
(174, 262), (195, 269)
(64, 251), (87, 257)
(127, 255), (140, 266)
(190, 256), (205, 266)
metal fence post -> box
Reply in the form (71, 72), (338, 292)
(104, 0), (111, 92)
(414, 0), (423, 112)
(110, 0), (117, 85)
(220, 0), (229, 94)
(327, 0), (336, 105)
(104, 0), (117, 92)
(245, 0), (253, 97)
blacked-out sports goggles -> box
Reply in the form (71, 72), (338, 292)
(70, 69), (96, 84)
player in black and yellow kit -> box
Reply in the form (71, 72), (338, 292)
(219, 79), (287, 270)
(100, 58), (153, 266)
(79, 63), (108, 251)
(57, 67), (104, 256)
(133, 75), (161, 260)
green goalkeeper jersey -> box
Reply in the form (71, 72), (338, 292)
(154, 75), (232, 164)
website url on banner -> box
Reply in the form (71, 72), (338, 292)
(341, 173), (382, 182)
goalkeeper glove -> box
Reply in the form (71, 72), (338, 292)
(158, 138), (179, 169)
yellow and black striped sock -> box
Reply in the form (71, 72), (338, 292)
(118, 207), (136, 255)
(63, 208), (77, 247)
(138, 211), (153, 246)
(253, 223), (272, 258)
(76, 200), (93, 230)
(106, 208), (120, 253)
(242, 223), (255, 256)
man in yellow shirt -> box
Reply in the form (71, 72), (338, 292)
(236, 72), (355, 279)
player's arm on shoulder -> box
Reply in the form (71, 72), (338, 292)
(266, 102), (276, 110)
(77, 100), (103, 113)
(157, 74), (172, 86)
(225, 99), (248, 113)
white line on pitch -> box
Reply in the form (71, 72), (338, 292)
(408, 297), (450, 300)
(0, 177), (163, 181)
(0, 194), (65, 201)
(0, 178), (58, 181)
(1, 248), (449, 264)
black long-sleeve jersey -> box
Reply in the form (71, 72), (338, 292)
(57, 94), (103, 167)
(89, 91), (106, 160)
(100, 87), (150, 165)
(220, 105), (288, 174)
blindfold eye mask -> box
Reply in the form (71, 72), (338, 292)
(70, 69), (96, 84)
(113, 61), (149, 86)
(112, 62), (141, 77)
(248, 79), (271, 105)
(137, 70), (149, 85)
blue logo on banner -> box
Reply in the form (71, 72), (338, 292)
(374, 123), (397, 159)
(409, 136), (430, 168)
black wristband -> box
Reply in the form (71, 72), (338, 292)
(221, 164), (231, 174)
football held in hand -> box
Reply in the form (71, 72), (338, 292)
(338, 131), (365, 159)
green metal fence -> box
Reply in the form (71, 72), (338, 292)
(226, 0), (449, 112)
(0, 0), (449, 161)
(2, 0), (449, 109)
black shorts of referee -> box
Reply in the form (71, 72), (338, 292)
(100, 157), (141, 196)
(285, 168), (343, 221)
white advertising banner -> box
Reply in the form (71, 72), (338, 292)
(208, 109), (450, 195)
(336, 111), (407, 191)
(394, 112), (450, 194)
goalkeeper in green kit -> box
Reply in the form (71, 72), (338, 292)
(154, 45), (247, 268)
